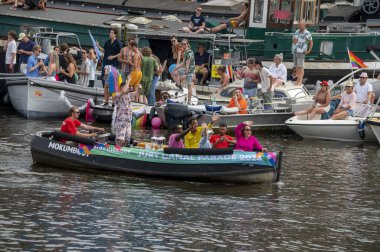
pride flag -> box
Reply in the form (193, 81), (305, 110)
(88, 30), (101, 60)
(347, 49), (367, 69)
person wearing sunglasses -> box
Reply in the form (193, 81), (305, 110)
(183, 7), (205, 34)
(60, 106), (104, 141)
(332, 80), (356, 120)
(354, 72), (374, 104)
(26, 45), (45, 77)
(234, 121), (267, 152)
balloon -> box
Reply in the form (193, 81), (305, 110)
(151, 117), (161, 128)
(168, 64), (176, 73)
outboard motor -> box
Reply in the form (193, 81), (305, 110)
(164, 103), (190, 130)
(358, 120), (366, 139)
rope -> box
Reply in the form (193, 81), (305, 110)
(58, 90), (87, 110)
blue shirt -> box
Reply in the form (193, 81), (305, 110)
(191, 14), (205, 27)
(195, 52), (210, 66)
(26, 54), (40, 77)
(17, 40), (36, 64)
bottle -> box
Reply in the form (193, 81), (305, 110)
(211, 93), (216, 106)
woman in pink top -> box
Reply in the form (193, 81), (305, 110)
(234, 121), (267, 152)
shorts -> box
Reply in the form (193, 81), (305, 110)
(185, 73), (193, 86)
(243, 88), (257, 97)
(345, 108), (354, 117)
(120, 70), (131, 83)
(115, 118), (132, 142)
(316, 103), (330, 112)
(130, 70), (142, 90)
(195, 65), (206, 74)
(293, 53), (305, 68)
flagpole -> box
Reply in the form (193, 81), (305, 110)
(347, 47), (354, 78)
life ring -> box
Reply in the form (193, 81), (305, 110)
(362, 0), (380, 15)
(160, 91), (171, 101)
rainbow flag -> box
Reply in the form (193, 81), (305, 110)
(348, 49), (368, 69)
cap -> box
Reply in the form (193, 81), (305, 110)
(359, 72), (368, 78)
(345, 80), (354, 87)
(18, 33), (26, 41)
(320, 80), (329, 86)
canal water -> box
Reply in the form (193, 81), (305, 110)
(0, 106), (379, 251)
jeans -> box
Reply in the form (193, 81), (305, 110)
(148, 76), (160, 105)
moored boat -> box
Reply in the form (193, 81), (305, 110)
(366, 118), (380, 144)
(6, 77), (103, 119)
(30, 131), (283, 184)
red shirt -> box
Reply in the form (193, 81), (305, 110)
(210, 134), (234, 149)
(61, 117), (81, 135)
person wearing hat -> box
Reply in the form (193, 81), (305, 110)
(332, 80), (356, 120)
(254, 60), (275, 110)
(294, 80), (331, 120)
(269, 53), (287, 89)
(16, 32), (35, 74)
(354, 72), (374, 104)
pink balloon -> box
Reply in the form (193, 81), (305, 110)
(151, 117), (161, 128)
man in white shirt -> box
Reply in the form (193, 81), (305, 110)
(4, 30), (17, 73)
(354, 72), (374, 104)
(254, 60), (274, 110)
(269, 53), (287, 88)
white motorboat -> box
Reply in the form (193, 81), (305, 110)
(285, 115), (378, 142)
(6, 77), (104, 119)
(366, 118), (380, 144)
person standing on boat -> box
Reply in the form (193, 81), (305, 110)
(269, 53), (287, 88)
(210, 122), (236, 149)
(140, 47), (158, 104)
(4, 30), (17, 73)
(172, 39), (196, 102)
(183, 6), (206, 34)
(332, 81), (356, 120)
(148, 55), (164, 105)
(254, 60), (275, 110)
(61, 106), (104, 139)
(128, 41), (143, 98)
(58, 53), (77, 84)
(114, 77), (136, 147)
(292, 20), (313, 86)
(194, 43), (210, 85)
(184, 114), (219, 148)
(26, 45), (44, 77)
(88, 49), (98, 88)
(294, 80), (331, 120)
(234, 121), (267, 152)
(45, 50), (59, 80)
(354, 72), (374, 104)
(118, 38), (135, 83)
(227, 88), (248, 114)
(17, 33), (35, 74)
(234, 58), (260, 97)
(78, 49), (91, 87)
(97, 29), (122, 87)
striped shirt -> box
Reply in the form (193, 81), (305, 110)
(120, 47), (134, 72)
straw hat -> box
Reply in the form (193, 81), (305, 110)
(345, 80), (354, 87)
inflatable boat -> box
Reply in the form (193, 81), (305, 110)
(30, 131), (283, 184)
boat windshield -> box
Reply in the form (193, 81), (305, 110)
(220, 87), (237, 98)
(286, 88), (307, 98)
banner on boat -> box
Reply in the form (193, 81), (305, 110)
(88, 144), (277, 167)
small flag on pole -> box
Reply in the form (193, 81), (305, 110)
(347, 49), (368, 69)
(88, 30), (101, 60)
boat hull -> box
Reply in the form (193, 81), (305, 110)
(286, 116), (377, 142)
(30, 132), (281, 184)
(366, 119), (380, 144)
(6, 78), (104, 119)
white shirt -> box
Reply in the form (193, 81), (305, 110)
(269, 63), (287, 81)
(89, 58), (98, 81)
(354, 81), (372, 103)
(5, 40), (17, 64)
(260, 67), (273, 92)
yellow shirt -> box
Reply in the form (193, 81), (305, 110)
(184, 124), (211, 148)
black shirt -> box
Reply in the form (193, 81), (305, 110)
(102, 39), (122, 67)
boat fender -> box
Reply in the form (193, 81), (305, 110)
(164, 147), (234, 155)
(52, 131), (96, 145)
(358, 120), (366, 139)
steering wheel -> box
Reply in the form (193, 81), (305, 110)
(362, 0), (380, 15)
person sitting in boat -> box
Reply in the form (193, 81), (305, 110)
(204, 2), (249, 33)
(227, 89), (248, 114)
(216, 66), (229, 92)
(210, 122), (236, 149)
(194, 43), (210, 85)
(269, 53), (287, 89)
(26, 45), (45, 77)
(198, 124), (213, 148)
(287, 67), (297, 82)
(332, 81), (356, 120)
(234, 58), (260, 98)
(294, 80), (331, 120)
(183, 6), (206, 34)
(184, 114), (220, 148)
(354, 72), (374, 104)
(168, 124), (191, 148)
(61, 106), (104, 140)
(234, 121), (267, 152)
